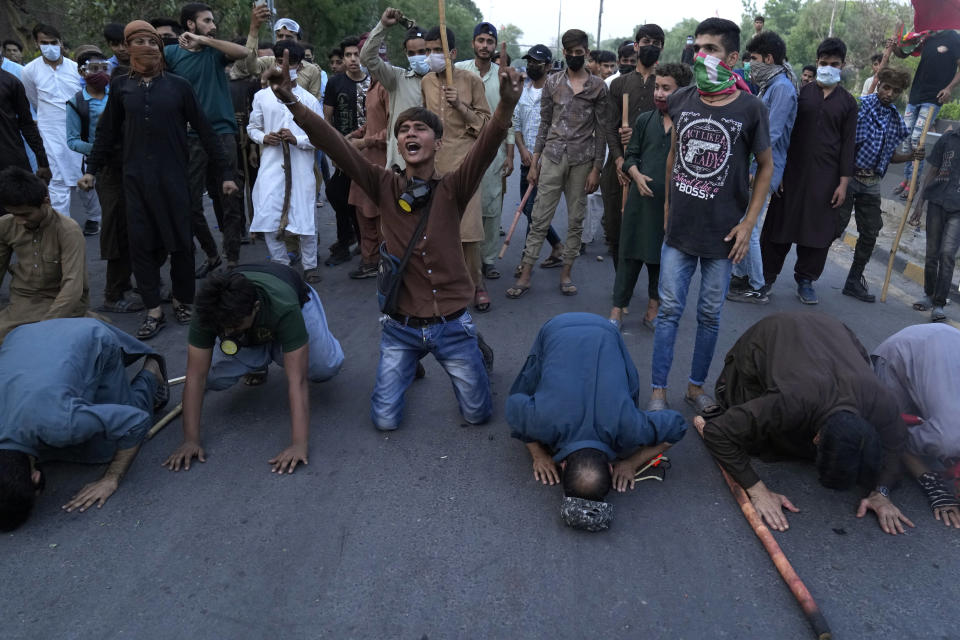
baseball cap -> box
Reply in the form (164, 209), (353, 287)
(474, 22), (497, 41)
(522, 44), (552, 64)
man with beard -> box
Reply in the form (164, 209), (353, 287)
(79, 21), (237, 340)
(457, 22), (515, 282)
(603, 24), (664, 269)
(165, 3), (261, 276)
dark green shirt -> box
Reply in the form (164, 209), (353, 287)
(164, 44), (237, 135)
(620, 109), (670, 263)
(188, 271), (308, 352)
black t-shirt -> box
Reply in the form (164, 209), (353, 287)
(909, 30), (960, 105)
(924, 130), (960, 212)
(322, 72), (371, 136)
(665, 85), (771, 259)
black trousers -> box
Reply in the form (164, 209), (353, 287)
(760, 238), (831, 285)
(326, 168), (358, 249)
(95, 164), (133, 301)
(131, 246), (195, 310)
(188, 133), (245, 262)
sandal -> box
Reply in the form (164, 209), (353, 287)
(474, 288), (491, 313)
(137, 313), (166, 340)
(540, 255), (563, 269)
(559, 281), (578, 296)
(685, 392), (723, 418)
(483, 264), (501, 280)
(913, 296), (933, 311)
(243, 368), (268, 386)
(646, 395), (669, 411)
(172, 303), (192, 325)
(505, 285), (530, 299)
(642, 316), (656, 331)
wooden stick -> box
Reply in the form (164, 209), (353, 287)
(696, 425), (832, 639)
(498, 183), (535, 258)
(881, 111), (933, 302)
(437, 0), (454, 87)
(620, 94), (629, 213)
(147, 402), (183, 439)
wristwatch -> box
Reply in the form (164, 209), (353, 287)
(874, 485), (890, 498)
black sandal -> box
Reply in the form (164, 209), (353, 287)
(172, 304), (192, 325)
(137, 314), (166, 340)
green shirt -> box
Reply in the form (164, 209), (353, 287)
(188, 271), (308, 352)
(164, 44), (238, 135)
(620, 109), (670, 264)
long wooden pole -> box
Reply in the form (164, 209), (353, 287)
(498, 183), (535, 258)
(620, 94), (629, 213)
(695, 424), (832, 639)
(881, 112), (933, 302)
(437, 0), (454, 86)
(148, 402), (183, 439)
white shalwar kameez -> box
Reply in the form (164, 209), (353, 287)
(247, 85), (321, 269)
(20, 56), (100, 223)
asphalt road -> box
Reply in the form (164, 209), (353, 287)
(3, 170), (959, 640)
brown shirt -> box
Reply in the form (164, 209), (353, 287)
(534, 71), (609, 170)
(0, 205), (89, 318)
(291, 99), (510, 318)
(605, 70), (657, 159)
(349, 80), (390, 213)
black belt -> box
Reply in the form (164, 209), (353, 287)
(389, 307), (466, 328)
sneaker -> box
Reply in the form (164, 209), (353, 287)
(796, 279), (819, 305)
(726, 287), (770, 304)
(728, 275), (750, 293)
(892, 181), (908, 195)
(83, 220), (100, 236)
(842, 275), (875, 303)
(348, 263), (378, 279)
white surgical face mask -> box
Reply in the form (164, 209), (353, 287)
(39, 44), (61, 62)
(816, 65), (841, 87)
(427, 52), (447, 73)
(289, 69), (298, 80)
(408, 54), (430, 76)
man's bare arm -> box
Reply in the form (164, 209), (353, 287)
(270, 344), (310, 474)
(63, 445), (140, 512)
(163, 345), (212, 471)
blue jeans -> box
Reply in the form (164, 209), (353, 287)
(652, 244), (732, 388)
(207, 287), (344, 390)
(731, 194), (769, 289)
(903, 103), (941, 184)
(371, 311), (492, 430)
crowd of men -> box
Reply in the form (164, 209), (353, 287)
(1, 4), (959, 534)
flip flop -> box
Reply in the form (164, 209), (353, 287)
(483, 264), (501, 280)
(931, 307), (947, 323)
(505, 285), (530, 299)
(560, 281), (578, 296)
(646, 396), (669, 411)
(474, 288), (491, 313)
(686, 392), (723, 418)
(913, 297), (933, 311)
(136, 314), (166, 340)
(540, 255), (563, 269)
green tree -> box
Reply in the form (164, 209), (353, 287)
(497, 23), (524, 65)
(661, 17), (699, 65)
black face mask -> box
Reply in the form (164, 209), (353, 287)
(526, 63), (545, 80)
(637, 45), (661, 67)
(565, 54), (585, 72)
(618, 63), (634, 75)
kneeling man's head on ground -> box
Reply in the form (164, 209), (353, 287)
(815, 411), (881, 490)
(560, 448), (614, 532)
(0, 167), (50, 226)
(195, 272), (262, 337)
(0, 450), (43, 532)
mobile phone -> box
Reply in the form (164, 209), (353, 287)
(397, 13), (416, 29)
(254, 0), (267, 8)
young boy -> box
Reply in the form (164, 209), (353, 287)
(649, 18), (773, 414)
(609, 63), (692, 330)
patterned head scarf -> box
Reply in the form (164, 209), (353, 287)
(124, 20), (165, 76)
(560, 496), (613, 532)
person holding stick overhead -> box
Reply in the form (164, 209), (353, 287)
(700, 312), (912, 536)
(259, 49), (523, 431)
(0, 318), (169, 530)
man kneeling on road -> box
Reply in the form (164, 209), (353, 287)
(698, 312), (911, 535)
(259, 51), (521, 431)
(507, 313), (687, 531)
(164, 264), (343, 474)
(0, 318), (168, 530)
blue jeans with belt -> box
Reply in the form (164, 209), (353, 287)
(371, 310), (492, 430)
(652, 244), (732, 389)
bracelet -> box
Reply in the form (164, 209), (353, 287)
(277, 94), (301, 106)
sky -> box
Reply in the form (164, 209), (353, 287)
(472, 0), (753, 47)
